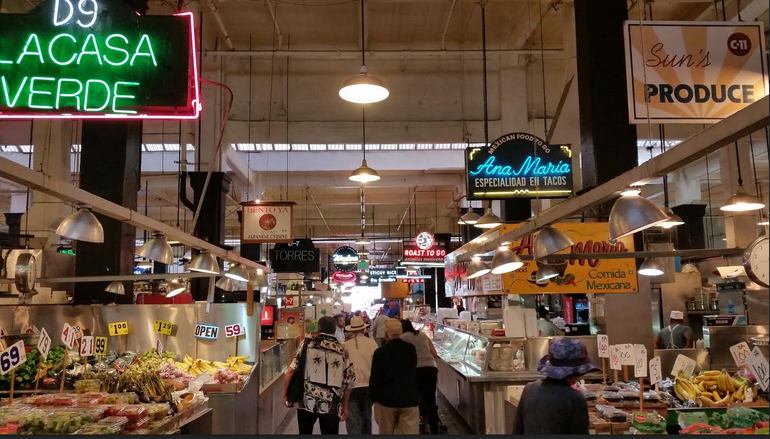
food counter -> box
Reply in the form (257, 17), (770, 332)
(431, 323), (601, 434)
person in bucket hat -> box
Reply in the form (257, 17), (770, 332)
(343, 316), (378, 434)
(513, 338), (598, 434)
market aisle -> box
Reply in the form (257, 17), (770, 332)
(276, 394), (473, 434)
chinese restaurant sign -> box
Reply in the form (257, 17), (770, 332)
(465, 133), (573, 200)
(0, 0), (200, 119)
(624, 21), (768, 123)
(241, 202), (294, 244)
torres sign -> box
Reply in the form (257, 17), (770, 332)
(624, 21), (768, 123)
(0, 0), (200, 119)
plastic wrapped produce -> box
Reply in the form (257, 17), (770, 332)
(631, 411), (667, 434)
(144, 403), (171, 420)
(74, 379), (102, 394)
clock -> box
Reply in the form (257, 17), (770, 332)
(743, 236), (769, 288)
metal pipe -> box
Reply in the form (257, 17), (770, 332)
(202, 48), (563, 59)
(264, 0), (283, 50)
(441, 0), (458, 50)
(205, 0), (234, 50)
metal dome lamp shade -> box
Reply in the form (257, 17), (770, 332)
(490, 246), (523, 274)
(349, 159), (380, 183)
(638, 258), (664, 277)
(474, 208), (502, 229)
(137, 233), (173, 264)
(215, 276), (241, 292)
(608, 193), (669, 241)
(658, 207), (685, 229)
(104, 281), (125, 295)
(536, 264), (560, 282)
(56, 205), (104, 243)
(466, 258), (490, 280)
(533, 226), (574, 260)
(339, 66), (389, 104)
(720, 187), (765, 212)
(251, 271), (268, 290)
(458, 209), (480, 225)
(188, 251), (220, 274)
(224, 263), (250, 282)
(166, 280), (188, 298)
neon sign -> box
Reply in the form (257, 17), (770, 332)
(465, 132), (573, 199)
(0, 0), (200, 119)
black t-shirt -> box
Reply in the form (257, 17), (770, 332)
(370, 339), (419, 408)
(513, 378), (589, 434)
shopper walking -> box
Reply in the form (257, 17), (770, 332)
(343, 316), (378, 434)
(655, 310), (695, 349)
(334, 313), (347, 343)
(370, 319), (420, 434)
(282, 316), (356, 435)
(400, 319), (440, 434)
(513, 338), (598, 434)
(371, 307), (389, 346)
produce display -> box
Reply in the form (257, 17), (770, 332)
(678, 406), (769, 435)
(0, 346), (66, 391)
(174, 355), (253, 377)
(673, 369), (763, 407)
(631, 411), (667, 434)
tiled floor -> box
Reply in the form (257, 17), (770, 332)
(276, 394), (473, 435)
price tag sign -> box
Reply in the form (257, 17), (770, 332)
(224, 324), (245, 338)
(61, 323), (76, 349)
(610, 345), (622, 370)
(37, 327), (52, 361)
(649, 356), (662, 385)
(108, 321), (129, 336)
(156, 339), (164, 356)
(619, 343), (635, 366)
(747, 346), (769, 392)
(671, 354), (697, 378)
(79, 336), (94, 357)
(633, 344), (648, 378)
(154, 320), (174, 336)
(0, 340), (27, 375)
(730, 342), (752, 368)
(94, 337), (108, 356)
(597, 334), (609, 358)
(194, 324), (219, 340)
(72, 325), (83, 340)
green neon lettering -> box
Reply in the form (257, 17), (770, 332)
(77, 34), (103, 66)
(130, 34), (157, 67)
(112, 81), (138, 114)
(48, 33), (77, 66)
(0, 76), (28, 108)
(28, 76), (55, 110)
(16, 34), (45, 65)
(56, 78), (83, 110)
(84, 79), (110, 111)
(0, 59), (12, 65)
(103, 34), (130, 66)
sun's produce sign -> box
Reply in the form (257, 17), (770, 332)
(624, 21), (768, 123)
(0, 0), (200, 119)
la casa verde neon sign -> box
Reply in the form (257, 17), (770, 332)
(465, 132), (574, 200)
(0, 0), (200, 119)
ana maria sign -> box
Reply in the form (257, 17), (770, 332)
(465, 133), (573, 200)
(0, 0), (200, 119)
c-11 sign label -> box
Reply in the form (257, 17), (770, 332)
(0, 0), (200, 119)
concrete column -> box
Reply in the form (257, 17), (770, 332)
(720, 143), (759, 248)
(24, 121), (73, 246)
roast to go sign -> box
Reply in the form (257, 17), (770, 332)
(466, 133), (573, 200)
(195, 323), (219, 340)
(624, 21), (768, 123)
(0, 0), (200, 119)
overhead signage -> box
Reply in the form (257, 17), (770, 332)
(358, 268), (401, 286)
(332, 246), (359, 272)
(403, 237), (447, 263)
(331, 271), (357, 284)
(0, 0), (200, 119)
(624, 21), (768, 123)
(465, 133), (573, 200)
(241, 201), (294, 244)
(415, 232), (435, 250)
(194, 323), (219, 340)
(269, 239), (320, 273)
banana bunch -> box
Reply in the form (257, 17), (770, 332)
(675, 375), (700, 402)
(689, 370), (756, 407)
(174, 354), (252, 376)
(226, 355), (253, 375)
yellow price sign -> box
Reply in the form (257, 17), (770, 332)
(94, 336), (108, 356)
(108, 321), (129, 336)
(154, 320), (174, 336)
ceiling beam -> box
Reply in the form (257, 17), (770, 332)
(441, 0), (458, 50)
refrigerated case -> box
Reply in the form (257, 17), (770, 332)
(257, 339), (293, 434)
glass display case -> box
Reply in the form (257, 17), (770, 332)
(260, 340), (289, 392)
(434, 324), (471, 363)
(434, 324), (527, 373)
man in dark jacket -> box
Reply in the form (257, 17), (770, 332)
(369, 319), (419, 434)
(513, 338), (598, 434)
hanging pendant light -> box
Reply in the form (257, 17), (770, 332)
(490, 246), (523, 274)
(137, 233), (173, 265)
(166, 279), (188, 298)
(339, 0), (388, 104)
(458, 209), (480, 225)
(720, 187), (765, 212)
(608, 193), (669, 241)
(56, 204), (104, 243)
(466, 257), (490, 280)
(534, 226), (574, 259)
(251, 270), (268, 290)
(215, 276), (242, 292)
(104, 281), (125, 295)
(474, 208), (502, 229)
(658, 207), (685, 229)
(225, 263), (250, 282)
(188, 251), (220, 274)
(349, 106), (380, 183)
(638, 258), (664, 277)
(535, 264), (559, 282)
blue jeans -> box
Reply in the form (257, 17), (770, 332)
(346, 387), (372, 434)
